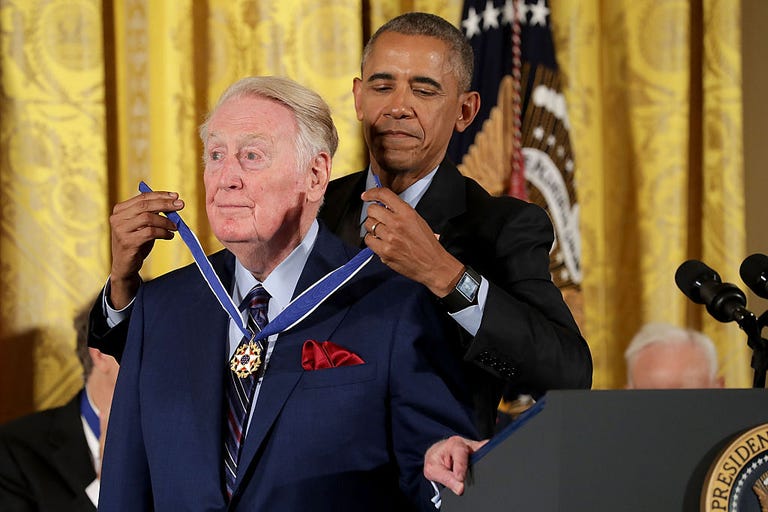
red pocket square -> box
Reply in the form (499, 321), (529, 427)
(301, 340), (365, 370)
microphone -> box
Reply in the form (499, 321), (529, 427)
(675, 259), (750, 323)
(740, 253), (768, 299)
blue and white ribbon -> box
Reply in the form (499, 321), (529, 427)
(138, 181), (374, 340)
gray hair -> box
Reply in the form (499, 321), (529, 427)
(199, 76), (338, 167)
(362, 12), (474, 93)
(624, 323), (719, 380)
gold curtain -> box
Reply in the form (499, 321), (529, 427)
(0, 0), (749, 422)
(550, 0), (748, 389)
(0, 0), (110, 420)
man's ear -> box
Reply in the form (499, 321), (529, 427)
(307, 152), (331, 203)
(89, 347), (114, 373)
(352, 77), (364, 121)
(455, 91), (481, 133)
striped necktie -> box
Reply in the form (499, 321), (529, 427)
(223, 284), (270, 500)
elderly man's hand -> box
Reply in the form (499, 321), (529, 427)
(423, 436), (488, 496)
(109, 191), (183, 309)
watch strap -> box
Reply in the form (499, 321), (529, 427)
(439, 266), (481, 313)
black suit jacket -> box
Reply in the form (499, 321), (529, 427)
(321, 160), (592, 436)
(0, 391), (97, 512)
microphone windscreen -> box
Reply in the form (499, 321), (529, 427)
(675, 259), (721, 304)
(740, 253), (768, 298)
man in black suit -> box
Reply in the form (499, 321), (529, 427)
(331, 13), (592, 491)
(88, 13), (590, 490)
(332, 10), (591, 428)
(0, 305), (119, 511)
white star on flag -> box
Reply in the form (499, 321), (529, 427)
(462, 7), (483, 38)
(529, 0), (550, 26)
(502, 0), (514, 25)
(482, 0), (501, 30)
(515, 0), (529, 24)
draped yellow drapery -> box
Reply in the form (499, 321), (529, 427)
(0, 0), (111, 419)
(551, 0), (749, 388)
(0, 0), (748, 422)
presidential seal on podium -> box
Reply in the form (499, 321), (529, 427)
(702, 423), (768, 512)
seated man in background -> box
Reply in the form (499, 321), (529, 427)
(0, 302), (119, 511)
(624, 323), (724, 389)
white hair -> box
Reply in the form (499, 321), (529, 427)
(199, 76), (338, 168)
(624, 323), (719, 380)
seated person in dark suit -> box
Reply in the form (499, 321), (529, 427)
(0, 303), (119, 511)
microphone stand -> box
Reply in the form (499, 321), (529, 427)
(734, 309), (768, 388)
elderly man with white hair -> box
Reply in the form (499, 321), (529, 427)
(624, 323), (724, 389)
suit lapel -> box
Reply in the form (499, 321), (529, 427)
(415, 159), (468, 234)
(48, 394), (96, 502)
(234, 227), (355, 492)
(167, 250), (233, 498)
(322, 172), (367, 247)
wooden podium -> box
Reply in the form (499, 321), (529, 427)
(441, 389), (768, 511)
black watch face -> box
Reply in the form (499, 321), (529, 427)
(456, 272), (479, 302)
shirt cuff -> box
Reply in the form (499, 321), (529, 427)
(430, 480), (442, 509)
(447, 276), (488, 336)
(102, 276), (136, 328)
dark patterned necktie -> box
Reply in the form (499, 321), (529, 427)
(223, 284), (270, 500)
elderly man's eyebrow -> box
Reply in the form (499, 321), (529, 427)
(236, 133), (270, 145)
(206, 132), (269, 144)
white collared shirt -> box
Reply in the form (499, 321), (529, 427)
(80, 389), (101, 506)
(228, 220), (319, 426)
(358, 167), (437, 239)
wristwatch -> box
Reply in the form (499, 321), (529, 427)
(439, 266), (481, 313)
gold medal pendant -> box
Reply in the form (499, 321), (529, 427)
(230, 341), (262, 378)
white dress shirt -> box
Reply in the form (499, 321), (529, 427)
(228, 220), (318, 427)
(81, 389), (101, 506)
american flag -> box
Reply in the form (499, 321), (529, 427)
(448, 0), (581, 292)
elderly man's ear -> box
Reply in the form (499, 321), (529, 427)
(307, 152), (331, 203)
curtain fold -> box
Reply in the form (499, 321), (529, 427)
(0, 0), (111, 419)
(699, 0), (747, 384)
